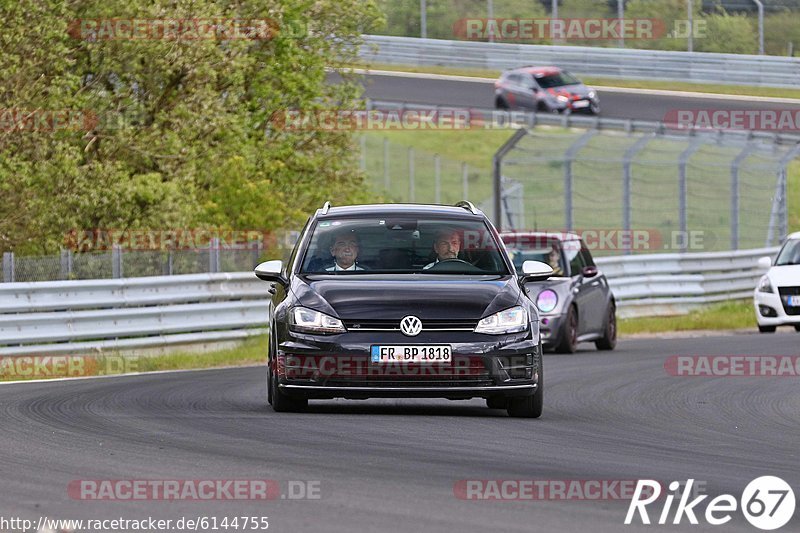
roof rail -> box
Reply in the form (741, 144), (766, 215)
(321, 201), (331, 215)
(455, 201), (478, 215)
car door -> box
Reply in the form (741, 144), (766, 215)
(565, 239), (602, 335)
(578, 242), (608, 333)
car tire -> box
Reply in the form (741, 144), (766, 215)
(507, 364), (543, 419)
(589, 101), (600, 115)
(555, 305), (578, 354)
(595, 303), (617, 351)
(495, 97), (509, 110)
(486, 396), (508, 409)
(270, 365), (308, 413)
(758, 325), (777, 333)
(794, 325), (800, 332)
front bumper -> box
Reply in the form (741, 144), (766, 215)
(754, 290), (800, 327)
(538, 314), (565, 348)
(273, 329), (541, 400)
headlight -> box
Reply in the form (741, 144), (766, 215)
(290, 307), (345, 334)
(536, 289), (559, 313)
(474, 306), (528, 335)
(757, 276), (774, 294)
(556, 95), (569, 103)
(588, 90), (596, 99)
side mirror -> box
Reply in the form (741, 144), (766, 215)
(521, 260), (553, 282)
(757, 256), (772, 270)
(581, 265), (598, 278)
(254, 260), (287, 285)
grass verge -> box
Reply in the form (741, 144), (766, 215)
(0, 335), (267, 382)
(351, 62), (800, 100)
(618, 300), (755, 335)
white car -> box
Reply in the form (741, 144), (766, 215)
(754, 232), (800, 333)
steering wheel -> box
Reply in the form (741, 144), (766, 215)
(428, 258), (483, 272)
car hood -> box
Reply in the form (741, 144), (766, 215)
(767, 265), (800, 287)
(547, 84), (592, 99)
(292, 274), (521, 320)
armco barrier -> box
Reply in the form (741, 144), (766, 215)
(0, 246), (779, 356)
(596, 247), (779, 318)
(360, 35), (800, 89)
(0, 273), (268, 357)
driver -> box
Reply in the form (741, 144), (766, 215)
(423, 229), (461, 269)
(547, 244), (564, 276)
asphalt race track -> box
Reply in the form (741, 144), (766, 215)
(333, 71), (800, 122)
(2, 333), (799, 532)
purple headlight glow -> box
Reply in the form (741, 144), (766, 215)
(536, 289), (558, 313)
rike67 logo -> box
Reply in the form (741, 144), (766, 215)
(625, 477), (795, 530)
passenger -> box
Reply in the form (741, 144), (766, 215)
(326, 230), (364, 271)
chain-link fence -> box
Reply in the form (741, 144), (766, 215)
(359, 134), (488, 204)
(2, 245), (264, 283)
(358, 105), (800, 257)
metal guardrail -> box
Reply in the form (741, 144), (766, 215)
(361, 35), (800, 89)
(0, 246), (779, 356)
(0, 273), (268, 356)
(597, 247), (779, 318)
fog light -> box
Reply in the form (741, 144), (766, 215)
(542, 318), (550, 325)
(759, 305), (777, 318)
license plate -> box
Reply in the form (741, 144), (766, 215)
(572, 100), (590, 108)
(371, 345), (452, 363)
(788, 296), (800, 307)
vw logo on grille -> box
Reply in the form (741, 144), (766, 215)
(400, 315), (422, 337)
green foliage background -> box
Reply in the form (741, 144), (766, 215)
(0, 0), (382, 255)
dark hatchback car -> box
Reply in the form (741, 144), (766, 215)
(501, 232), (616, 353)
(254, 202), (554, 417)
(494, 66), (600, 115)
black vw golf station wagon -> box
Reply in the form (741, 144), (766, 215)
(255, 202), (553, 417)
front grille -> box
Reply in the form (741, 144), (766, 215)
(778, 286), (800, 315)
(282, 354), (494, 387)
(342, 319), (478, 331)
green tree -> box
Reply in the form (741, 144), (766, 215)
(0, 0), (382, 255)
(696, 9), (758, 54)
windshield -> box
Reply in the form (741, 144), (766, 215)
(299, 217), (510, 275)
(503, 236), (567, 277)
(535, 71), (580, 88)
(775, 239), (800, 266)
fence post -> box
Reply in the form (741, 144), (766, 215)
(408, 147), (415, 202)
(2, 252), (14, 283)
(564, 130), (597, 231)
(678, 138), (705, 252)
(168, 250), (174, 276)
(360, 135), (366, 172)
(622, 136), (652, 255)
(209, 238), (220, 273)
(434, 153), (441, 203)
(492, 128), (529, 230)
(730, 144), (756, 250)
(383, 137), (390, 192)
(60, 249), (73, 279)
(112, 245), (123, 278)
(462, 162), (468, 200)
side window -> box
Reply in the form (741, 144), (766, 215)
(564, 240), (585, 276)
(579, 240), (595, 267)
